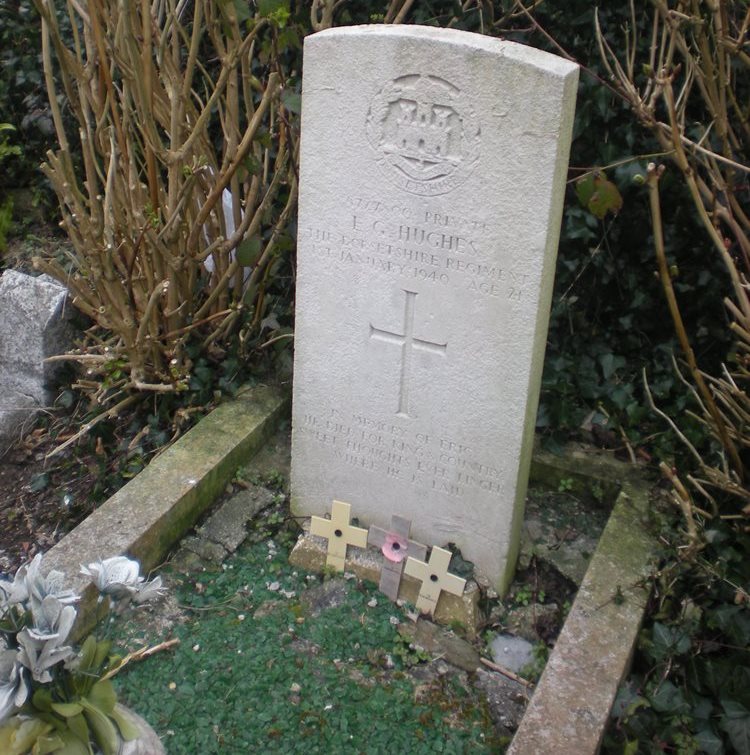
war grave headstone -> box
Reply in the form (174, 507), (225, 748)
(290, 25), (578, 598)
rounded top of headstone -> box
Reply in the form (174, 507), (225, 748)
(307, 25), (579, 78)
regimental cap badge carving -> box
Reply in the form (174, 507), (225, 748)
(366, 74), (481, 197)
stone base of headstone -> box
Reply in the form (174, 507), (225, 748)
(288, 521), (482, 636)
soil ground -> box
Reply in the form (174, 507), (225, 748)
(0, 418), (102, 575)
(0, 230), (98, 575)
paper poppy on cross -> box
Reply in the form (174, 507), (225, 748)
(367, 515), (427, 601)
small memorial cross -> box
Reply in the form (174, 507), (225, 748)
(367, 515), (427, 601)
(404, 546), (467, 616)
(310, 500), (368, 572)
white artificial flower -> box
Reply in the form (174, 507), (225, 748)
(131, 575), (166, 605)
(81, 557), (143, 600)
(16, 597), (76, 684)
(24, 555), (79, 613)
(17, 629), (75, 685)
(27, 596), (77, 644)
(0, 649), (29, 724)
(0, 558), (33, 609)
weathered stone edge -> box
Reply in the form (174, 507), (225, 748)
(530, 441), (648, 507)
(507, 479), (657, 755)
(44, 382), (290, 639)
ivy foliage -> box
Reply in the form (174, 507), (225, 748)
(604, 516), (750, 755)
(0, 0), (58, 189)
(526, 2), (732, 456)
(312, 0), (732, 458)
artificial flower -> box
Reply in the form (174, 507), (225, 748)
(382, 533), (409, 563)
(23, 555), (78, 614)
(0, 650), (29, 724)
(80, 557), (143, 600)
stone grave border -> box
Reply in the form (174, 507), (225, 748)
(40, 384), (657, 754)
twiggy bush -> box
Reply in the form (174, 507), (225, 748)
(32, 0), (297, 397)
(596, 0), (749, 534)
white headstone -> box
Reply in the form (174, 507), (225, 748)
(291, 25), (578, 592)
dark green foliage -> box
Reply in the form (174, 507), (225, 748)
(0, 0), (57, 189)
(602, 505), (750, 754)
(529, 2), (733, 455)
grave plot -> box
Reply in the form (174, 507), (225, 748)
(104, 420), (642, 752)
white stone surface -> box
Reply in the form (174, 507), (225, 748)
(291, 25), (578, 592)
(0, 270), (72, 447)
(491, 633), (535, 674)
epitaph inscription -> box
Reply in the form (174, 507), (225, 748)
(297, 410), (503, 502)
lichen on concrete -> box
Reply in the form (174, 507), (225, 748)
(508, 481), (657, 755)
(42, 383), (290, 639)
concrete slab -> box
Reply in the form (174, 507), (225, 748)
(507, 481), (657, 754)
(197, 486), (277, 553)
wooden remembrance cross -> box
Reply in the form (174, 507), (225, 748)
(310, 500), (369, 572)
(404, 546), (467, 616)
(368, 514), (427, 601)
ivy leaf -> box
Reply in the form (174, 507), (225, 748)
(599, 353), (626, 380)
(695, 727), (724, 755)
(576, 171), (623, 219)
(281, 89), (301, 115)
(720, 700), (750, 755)
(651, 621), (692, 661)
(236, 236), (261, 267)
(650, 681), (689, 714)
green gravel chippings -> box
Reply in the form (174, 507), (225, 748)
(112, 539), (501, 753)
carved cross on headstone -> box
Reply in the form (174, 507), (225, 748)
(367, 515), (427, 601)
(403, 546), (467, 616)
(310, 500), (368, 572)
(369, 289), (447, 418)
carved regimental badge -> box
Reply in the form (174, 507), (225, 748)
(366, 74), (481, 197)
